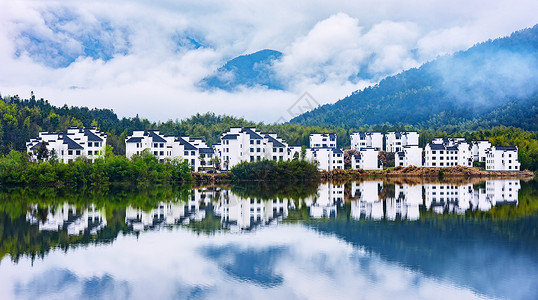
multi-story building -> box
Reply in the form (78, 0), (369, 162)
(26, 127), (107, 163)
(471, 141), (492, 163)
(424, 183), (474, 214)
(424, 143), (472, 167)
(351, 147), (382, 170)
(350, 132), (383, 151)
(312, 148), (344, 171)
(215, 127), (289, 170)
(385, 132), (419, 152)
(485, 146), (520, 171)
(309, 133), (337, 149)
(395, 145), (423, 167)
(350, 181), (384, 220)
(125, 130), (215, 171)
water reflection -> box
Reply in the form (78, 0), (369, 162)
(13, 179), (526, 236)
(0, 179), (537, 300)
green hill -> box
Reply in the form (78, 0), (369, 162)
(290, 25), (538, 131)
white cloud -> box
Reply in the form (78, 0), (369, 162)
(0, 0), (537, 122)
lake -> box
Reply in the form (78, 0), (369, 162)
(0, 178), (537, 300)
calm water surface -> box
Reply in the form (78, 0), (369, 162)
(0, 179), (537, 300)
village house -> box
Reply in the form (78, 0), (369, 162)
(124, 130), (214, 171)
(350, 132), (383, 151)
(395, 145), (423, 167)
(424, 142), (473, 167)
(351, 147), (382, 170)
(385, 132), (419, 152)
(485, 146), (520, 171)
(26, 127), (107, 163)
(214, 127), (289, 170)
(309, 133), (337, 148)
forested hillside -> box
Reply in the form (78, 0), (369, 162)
(291, 25), (538, 130)
(1, 94), (537, 170)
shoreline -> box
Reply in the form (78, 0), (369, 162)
(320, 165), (534, 181)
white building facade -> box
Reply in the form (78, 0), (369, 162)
(351, 147), (382, 170)
(309, 133), (337, 149)
(350, 132), (383, 151)
(485, 146), (520, 171)
(26, 127), (107, 163)
(395, 145), (423, 167)
(385, 132), (419, 153)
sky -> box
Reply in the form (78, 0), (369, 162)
(0, 0), (537, 123)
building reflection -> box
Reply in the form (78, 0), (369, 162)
(26, 203), (107, 235)
(23, 180), (522, 235)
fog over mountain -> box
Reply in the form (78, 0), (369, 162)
(290, 25), (538, 130)
(0, 1), (537, 122)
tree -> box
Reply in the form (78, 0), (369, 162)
(199, 153), (206, 168)
(300, 146), (307, 161)
(36, 142), (49, 161)
(344, 149), (360, 169)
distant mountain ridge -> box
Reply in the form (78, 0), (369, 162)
(200, 49), (283, 91)
(290, 24), (538, 131)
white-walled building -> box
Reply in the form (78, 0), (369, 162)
(424, 143), (472, 168)
(471, 141), (492, 163)
(309, 133), (337, 149)
(125, 130), (216, 171)
(351, 147), (382, 170)
(26, 127), (107, 163)
(26, 203), (107, 235)
(350, 132), (383, 151)
(215, 127), (290, 170)
(313, 148), (344, 171)
(395, 145), (423, 167)
(485, 146), (520, 171)
(385, 132), (419, 153)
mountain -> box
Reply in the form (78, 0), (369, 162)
(200, 49), (284, 91)
(290, 25), (538, 131)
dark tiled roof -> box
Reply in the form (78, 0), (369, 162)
(222, 134), (239, 140)
(126, 137), (143, 143)
(446, 146), (459, 151)
(30, 141), (46, 151)
(428, 144), (446, 150)
(84, 129), (103, 141)
(495, 146), (517, 151)
(149, 131), (166, 143)
(62, 136), (84, 150)
(199, 148), (214, 154)
(333, 148), (343, 154)
(176, 137), (197, 150)
(242, 128), (263, 139)
(265, 135), (285, 147)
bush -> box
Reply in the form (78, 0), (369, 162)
(231, 159), (320, 181)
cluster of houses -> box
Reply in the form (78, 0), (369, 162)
(26, 127), (520, 171)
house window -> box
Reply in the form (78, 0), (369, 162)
(160, 151), (164, 156)
(279, 148), (283, 152)
(88, 142), (92, 147)
(68, 150), (73, 155)
(154, 151), (158, 155)
(273, 156), (277, 161)
(250, 148), (254, 152)
(76, 150), (81, 155)
(154, 143), (158, 148)
(257, 140), (260, 144)
(160, 143), (164, 148)
(250, 140), (254, 144)
(88, 151), (92, 155)
(256, 156), (261, 161)
(191, 151), (195, 156)
(184, 151), (188, 156)
(191, 159), (195, 165)
(250, 156), (254, 162)
(273, 148), (277, 152)
(257, 148), (261, 152)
